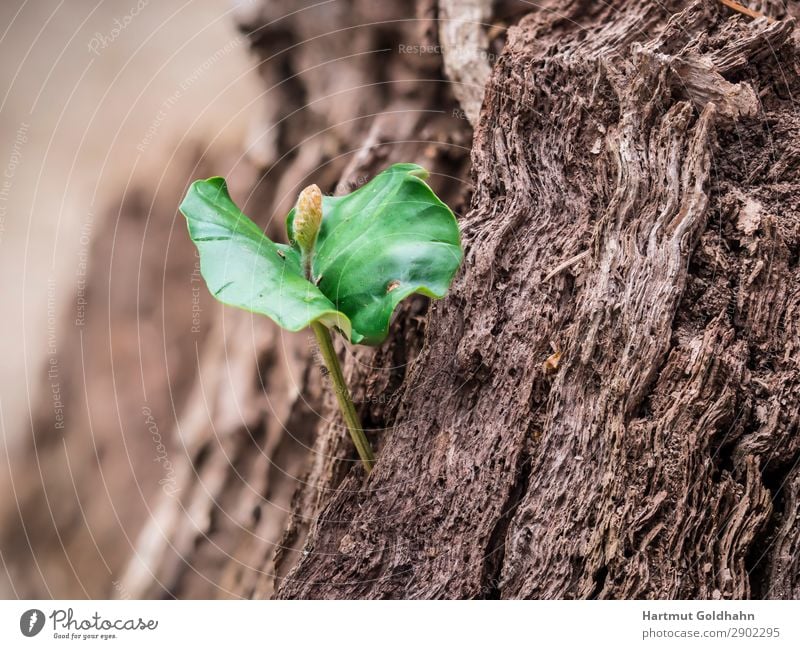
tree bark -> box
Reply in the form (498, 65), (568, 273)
(3, 0), (800, 600)
(277, 0), (800, 599)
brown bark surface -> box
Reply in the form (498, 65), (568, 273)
(3, 0), (800, 600)
(277, 0), (800, 599)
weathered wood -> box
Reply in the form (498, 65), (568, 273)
(277, 0), (800, 599)
(438, 0), (493, 126)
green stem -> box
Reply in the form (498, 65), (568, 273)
(310, 321), (375, 473)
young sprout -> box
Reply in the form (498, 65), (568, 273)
(180, 163), (463, 473)
(293, 183), (322, 278)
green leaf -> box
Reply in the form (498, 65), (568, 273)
(180, 177), (352, 338)
(181, 164), (462, 345)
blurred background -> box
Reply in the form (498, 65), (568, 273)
(0, 0), (263, 455)
(0, 0), (267, 598)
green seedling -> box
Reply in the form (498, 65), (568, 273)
(180, 163), (463, 472)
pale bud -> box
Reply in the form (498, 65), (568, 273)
(294, 184), (323, 252)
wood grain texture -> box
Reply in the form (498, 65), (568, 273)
(438, 0), (493, 126)
(277, 0), (800, 599)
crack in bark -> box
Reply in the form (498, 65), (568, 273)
(479, 441), (532, 599)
